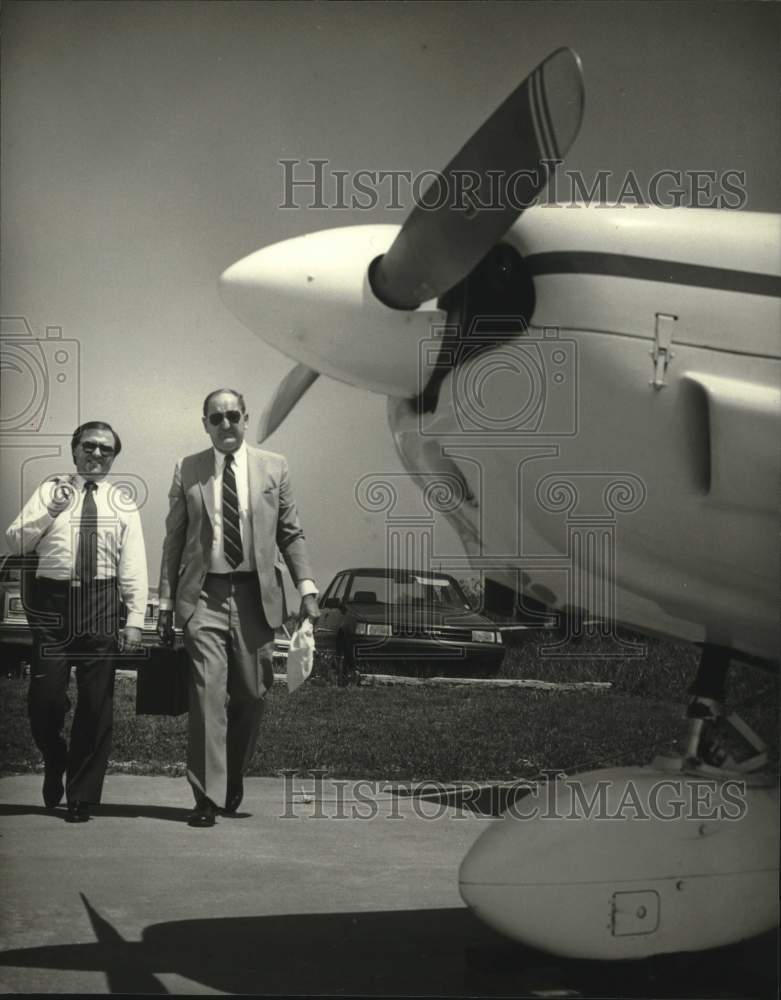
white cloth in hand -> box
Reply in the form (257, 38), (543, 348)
(287, 620), (315, 693)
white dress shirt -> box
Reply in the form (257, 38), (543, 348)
(5, 473), (149, 629)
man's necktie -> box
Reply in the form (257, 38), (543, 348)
(76, 481), (99, 581)
(222, 454), (243, 569)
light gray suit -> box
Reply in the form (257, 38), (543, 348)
(159, 445), (315, 805)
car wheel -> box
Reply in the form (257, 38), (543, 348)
(333, 642), (359, 686)
(3, 649), (29, 679)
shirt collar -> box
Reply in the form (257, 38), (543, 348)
(72, 474), (106, 493)
(213, 441), (247, 471)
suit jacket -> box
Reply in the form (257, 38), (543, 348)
(158, 446), (314, 628)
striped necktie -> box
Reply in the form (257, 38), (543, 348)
(222, 454), (243, 569)
(76, 481), (99, 580)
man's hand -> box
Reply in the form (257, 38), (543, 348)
(157, 609), (175, 646)
(299, 594), (320, 624)
(45, 479), (75, 519)
(118, 626), (143, 653)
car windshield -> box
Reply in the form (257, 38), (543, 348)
(346, 573), (470, 609)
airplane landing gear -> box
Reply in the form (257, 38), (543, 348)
(680, 643), (771, 777)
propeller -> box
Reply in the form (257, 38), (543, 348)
(257, 362), (319, 442)
(372, 47), (584, 311)
(235, 47), (584, 442)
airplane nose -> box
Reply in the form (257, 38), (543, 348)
(219, 225), (445, 397)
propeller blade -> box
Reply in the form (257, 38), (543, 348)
(372, 47), (584, 309)
(257, 363), (319, 442)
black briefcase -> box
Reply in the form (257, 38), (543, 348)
(135, 646), (190, 716)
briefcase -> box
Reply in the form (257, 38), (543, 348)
(135, 647), (190, 716)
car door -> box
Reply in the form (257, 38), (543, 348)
(313, 572), (349, 656)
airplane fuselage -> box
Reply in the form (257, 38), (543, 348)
(389, 206), (781, 663)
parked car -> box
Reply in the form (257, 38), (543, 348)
(0, 555), (289, 676)
(0, 557), (31, 673)
(314, 567), (506, 677)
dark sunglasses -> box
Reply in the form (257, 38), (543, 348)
(80, 441), (115, 456)
(207, 410), (243, 427)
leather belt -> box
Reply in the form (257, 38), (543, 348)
(37, 576), (117, 589)
(205, 571), (256, 581)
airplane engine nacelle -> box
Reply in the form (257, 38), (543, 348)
(458, 766), (780, 960)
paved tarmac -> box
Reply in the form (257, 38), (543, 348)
(0, 774), (776, 997)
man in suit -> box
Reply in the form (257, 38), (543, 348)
(5, 421), (148, 822)
(157, 389), (319, 827)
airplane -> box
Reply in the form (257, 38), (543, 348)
(217, 48), (780, 961)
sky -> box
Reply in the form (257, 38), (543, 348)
(1, 0), (779, 602)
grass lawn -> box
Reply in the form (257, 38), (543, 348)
(2, 634), (777, 782)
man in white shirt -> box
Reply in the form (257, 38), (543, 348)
(5, 421), (148, 822)
(157, 389), (319, 827)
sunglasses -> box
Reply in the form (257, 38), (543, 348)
(207, 410), (244, 427)
(80, 441), (116, 456)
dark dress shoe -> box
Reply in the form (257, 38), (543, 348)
(65, 801), (90, 823)
(188, 798), (217, 828)
(224, 780), (244, 814)
(43, 767), (65, 809)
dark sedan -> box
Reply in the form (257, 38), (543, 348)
(314, 567), (505, 677)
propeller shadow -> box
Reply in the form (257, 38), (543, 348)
(0, 895), (775, 997)
(0, 803), (191, 823)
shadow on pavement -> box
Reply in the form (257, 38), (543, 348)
(0, 895), (776, 997)
(0, 803), (192, 823)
